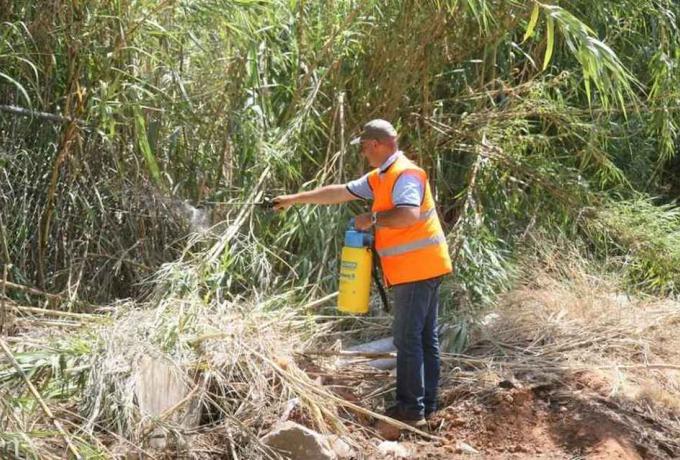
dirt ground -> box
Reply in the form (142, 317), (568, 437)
(315, 362), (680, 459)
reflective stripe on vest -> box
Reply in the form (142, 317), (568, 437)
(418, 207), (435, 221)
(377, 233), (447, 257)
(377, 207), (435, 227)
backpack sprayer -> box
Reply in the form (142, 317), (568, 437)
(337, 218), (389, 314)
(337, 219), (373, 314)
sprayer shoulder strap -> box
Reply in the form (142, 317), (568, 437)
(370, 245), (390, 312)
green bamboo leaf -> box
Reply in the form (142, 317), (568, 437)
(523, 3), (540, 42)
(617, 91), (627, 118)
(583, 58), (592, 103)
(133, 108), (161, 186)
(0, 71), (32, 109)
(543, 14), (555, 70)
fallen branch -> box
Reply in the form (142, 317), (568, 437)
(14, 318), (84, 328)
(9, 304), (101, 321)
(598, 364), (680, 371)
(0, 104), (85, 125)
(448, 360), (680, 373)
(1, 264), (7, 333)
(3, 280), (64, 301)
(302, 292), (339, 310)
(303, 350), (396, 359)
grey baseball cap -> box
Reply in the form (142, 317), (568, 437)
(350, 119), (398, 145)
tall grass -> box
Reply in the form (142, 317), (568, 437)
(2, 0), (679, 309)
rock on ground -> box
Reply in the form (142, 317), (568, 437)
(377, 440), (411, 458)
(261, 421), (341, 460)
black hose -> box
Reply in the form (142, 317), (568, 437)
(371, 246), (390, 312)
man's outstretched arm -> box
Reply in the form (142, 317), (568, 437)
(272, 184), (357, 211)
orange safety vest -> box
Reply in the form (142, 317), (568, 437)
(367, 153), (452, 286)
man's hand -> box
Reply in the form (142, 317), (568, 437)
(272, 195), (296, 212)
(355, 212), (373, 231)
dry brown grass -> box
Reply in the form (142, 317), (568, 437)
(425, 257), (680, 457)
(3, 238), (680, 458)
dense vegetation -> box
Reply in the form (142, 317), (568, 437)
(1, 1), (680, 456)
(2, 0), (680, 308)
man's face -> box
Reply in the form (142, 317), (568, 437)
(360, 139), (382, 168)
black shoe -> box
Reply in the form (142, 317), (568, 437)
(384, 405), (426, 428)
(425, 408), (437, 420)
(425, 400), (440, 419)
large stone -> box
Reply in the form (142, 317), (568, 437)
(134, 355), (200, 448)
(261, 421), (335, 460)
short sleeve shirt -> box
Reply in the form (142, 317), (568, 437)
(346, 151), (424, 207)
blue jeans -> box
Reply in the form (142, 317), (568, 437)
(392, 277), (441, 417)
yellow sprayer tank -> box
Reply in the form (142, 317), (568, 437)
(338, 221), (373, 314)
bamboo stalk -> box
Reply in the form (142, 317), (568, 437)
(38, 118), (79, 288)
(0, 104), (85, 125)
(14, 318), (84, 328)
(600, 364), (680, 371)
(0, 337), (82, 459)
(1, 264), (7, 333)
(488, 363), (680, 373)
(9, 304), (100, 320)
(2, 280), (64, 301)
(37, 40), (88, 289)
(302, 292), (338, 310)
(303, 350), (396, 359)
(338, 91), (346, 182)
(0, 213), (10, 268)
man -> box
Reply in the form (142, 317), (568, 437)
(273, 119), (452, 427)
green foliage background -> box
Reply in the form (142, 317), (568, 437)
(1, 0), (680, 311)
